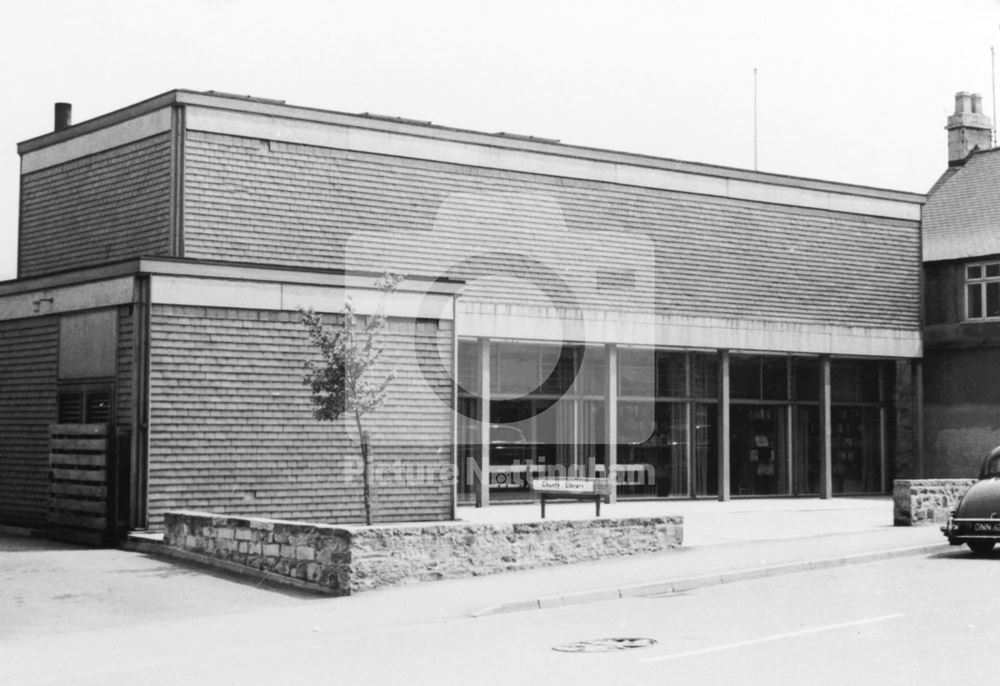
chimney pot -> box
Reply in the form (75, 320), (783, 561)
(955, 91), (973, 114)
(972, 93), (984, 114)
(54, 102), (72, 132)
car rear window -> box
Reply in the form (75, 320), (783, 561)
(985, 456), (1000, 477)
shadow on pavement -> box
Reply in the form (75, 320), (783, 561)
(928, 548), (999, 560)
(0, 535), (90, 553)
(129, 552), (327, 599)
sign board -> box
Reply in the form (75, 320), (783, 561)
(533, 478), (596, 494)
(532, 477), (611, 518)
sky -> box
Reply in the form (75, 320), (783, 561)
(1, 0), (999, 281)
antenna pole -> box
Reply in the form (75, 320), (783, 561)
(753, 67), (758, 171)
(993, 45), (997, 146)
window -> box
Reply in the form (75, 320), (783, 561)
(618, 349), (687, 398)
(56, 387), (112, 423)
(966, 262), (1000, 319)
(729, 355), (789, 401)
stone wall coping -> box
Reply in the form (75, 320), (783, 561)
(167, 510), (354, 535)
(166, 510), (682, 535)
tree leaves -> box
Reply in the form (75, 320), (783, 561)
(299, 273), (402, 424)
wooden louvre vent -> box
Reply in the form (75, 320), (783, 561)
(48, 423), (113, 546)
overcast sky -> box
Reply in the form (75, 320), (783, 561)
(1, 0), (999, 280)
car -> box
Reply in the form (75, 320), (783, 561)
(487, 424), (534, 489)
(942, 445), (1000, 555)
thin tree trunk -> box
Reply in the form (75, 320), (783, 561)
(354, 411), (372, 525)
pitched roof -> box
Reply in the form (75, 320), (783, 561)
(924, 148), (1000, 261)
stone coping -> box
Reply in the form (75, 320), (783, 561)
(163, 510), (684, 595)
(166, 509), (677, 534)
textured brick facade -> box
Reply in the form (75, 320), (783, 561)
(147, 304), (453, 526)
(0, 316), (59, 527)
(182, 131), (920, 330)
(0, 306), (133, 530)
(18, 134), (173, 278)
(116, 307), (134, 431)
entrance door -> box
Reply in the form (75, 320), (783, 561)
(730, 405), (787, 496)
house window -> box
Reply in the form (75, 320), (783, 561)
(966, 262), (1000, 319)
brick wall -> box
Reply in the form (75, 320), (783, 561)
(146, 305), (453, 527)
(182, 131), (920, 330)
(924, 347), (1000, 477)
(116, 306), (133, 431)
(19, 134), (173, 278)
(163, 510), (684, 595)
(0, 316), (59, 528)
(892, 360), (916, 479)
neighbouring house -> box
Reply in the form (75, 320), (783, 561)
(923, 91), (1000, 476)
(0, 90), (925, 544)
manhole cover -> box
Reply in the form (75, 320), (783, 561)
(552, 637), (658, 653)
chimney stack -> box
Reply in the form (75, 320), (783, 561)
(54, 102), (72, 132)
(947, 91), (992, 165)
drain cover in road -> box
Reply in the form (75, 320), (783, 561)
(552, 637), (658, 653)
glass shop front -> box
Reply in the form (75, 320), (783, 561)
(457, 340), (891, 504)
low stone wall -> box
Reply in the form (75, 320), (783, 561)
(163, 511), (684, 595)
(893, 479), (976, 526)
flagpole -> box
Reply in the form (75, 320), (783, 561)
(753, 67), (758, 170)
(992, 45), (997, 146)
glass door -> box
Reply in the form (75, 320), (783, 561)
(730, 405), (787, 496)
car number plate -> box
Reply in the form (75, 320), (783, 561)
(968, 521), (1000, 534)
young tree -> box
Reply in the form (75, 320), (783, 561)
(299, 273), (403, 525)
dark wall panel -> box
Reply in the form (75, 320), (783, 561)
(924, 347), (1000, 477)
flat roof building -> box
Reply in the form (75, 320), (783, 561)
(0, 90), (925, 541)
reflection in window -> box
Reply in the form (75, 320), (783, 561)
(619, 348), (654, 398)
(691, 354), (718, 398)
(693, 404), (718, 496)
(831, 406), (881, 494)
(983, 455), (1000, 478)
(617, 401), (687, 497)
(619, 349), (689, 398)
(457, 340), (480, 394)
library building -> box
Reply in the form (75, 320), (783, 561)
(0, 90), (924, 536)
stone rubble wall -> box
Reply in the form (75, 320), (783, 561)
(893, 479), (976, 526)
(163, 511), (684, 595)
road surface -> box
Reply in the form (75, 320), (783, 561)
(3, 545), (997, 685)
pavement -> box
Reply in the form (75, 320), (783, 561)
(458, 496), (948, 613)
(0, 497), (949, 634)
